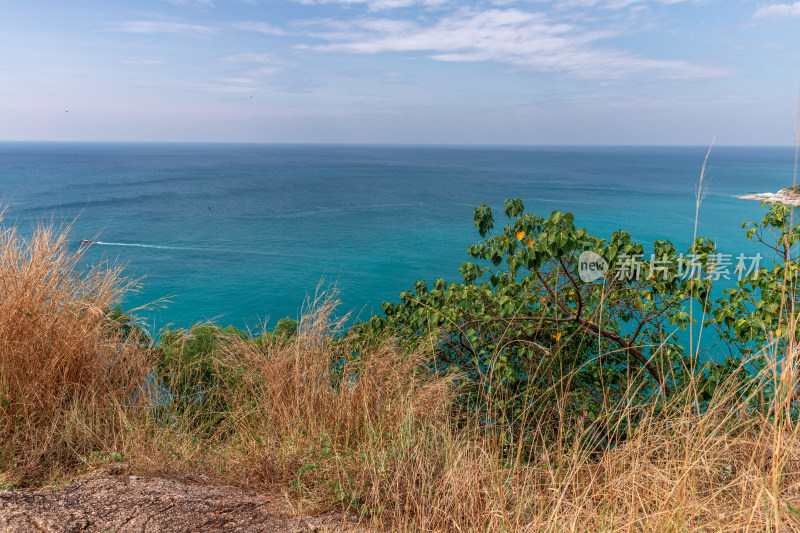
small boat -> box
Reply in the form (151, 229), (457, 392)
(79, 239), (93, 245)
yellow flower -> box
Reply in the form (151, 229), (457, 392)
(553, 332), (562, 341)
(527, 238), (535, 247)
(775, 328), (782, 338)
(649, 274), (656, 281)
(516, 230), (525, 241)
(645, 293), (652, 300)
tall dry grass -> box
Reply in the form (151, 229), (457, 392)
(0, 216), (150, 486)
(129, 296), (800, 532)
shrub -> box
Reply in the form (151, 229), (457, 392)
(351, 199), (796, 448)
(154, 317), (300, 432)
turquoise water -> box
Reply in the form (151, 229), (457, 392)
(0, 143), (796, 337)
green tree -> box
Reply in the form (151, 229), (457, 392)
(709, 203), (800, 353)
(352, 199), (721, 445)
(704, 203), (800, 414)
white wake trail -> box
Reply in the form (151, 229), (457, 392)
(89, 241), (281, 257)
(93, 241), (202, 251)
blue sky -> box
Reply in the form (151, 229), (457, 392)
(1, 0), (798, 144)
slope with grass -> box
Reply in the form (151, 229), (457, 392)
(3, 204), (800, 532)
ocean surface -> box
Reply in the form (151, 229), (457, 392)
(0, 143), (796, 338)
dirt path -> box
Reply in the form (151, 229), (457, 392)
(0, 466), (355, 532)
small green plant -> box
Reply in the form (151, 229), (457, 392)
(273, 317), (298, 338)
(292, 462), (320, 491)
(783, 501), (800, 517)
(105, 305), (150, 344)
(80, 451), (127, 464)
(155, 324), (248, 432)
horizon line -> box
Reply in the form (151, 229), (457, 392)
(0, 140), (796, 148)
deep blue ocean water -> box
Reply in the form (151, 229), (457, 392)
(1, 143), (796, 340)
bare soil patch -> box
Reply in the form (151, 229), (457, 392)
(0, 466), (355, 533)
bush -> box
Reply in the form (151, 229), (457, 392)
(154, 317), (300, 432)
(351, 199), (797, 449)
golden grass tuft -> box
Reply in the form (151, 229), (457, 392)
(0, 216), (150, 486)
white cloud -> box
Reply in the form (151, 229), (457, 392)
(222, 52), (293, 77)
(223, 52), (280, 63)
(119, 59), (169, 65)
(305, 0), (697, 9)
(113, 21), (217, 37)
(209, 77), (261, 93)
(164, 0), (215, 7)
(295, 0), (448, 11)
(754, 2), (800, 18)
(231, 21), (288, 35)
(553, 0), (693, 8)
(202, 84), (256, 94)
(303, 8), (727, 80)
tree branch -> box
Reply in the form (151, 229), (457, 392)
(535, 271), (670, 395)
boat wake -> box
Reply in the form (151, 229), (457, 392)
(88, 241), (282, 257)
(93, 241), (204, 251)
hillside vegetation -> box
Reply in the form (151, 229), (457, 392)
(3, 200), (800, 532)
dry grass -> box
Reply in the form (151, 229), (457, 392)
(130, 302), (800, 532)
(0, 216), (150, 487)
(3, 214), (800, 532)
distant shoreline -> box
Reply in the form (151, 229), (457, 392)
(735, 189), (800, 207)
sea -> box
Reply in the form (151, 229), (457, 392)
(0, 142), (796, 342)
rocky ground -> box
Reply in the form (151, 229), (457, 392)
(0, 465), (359, 533)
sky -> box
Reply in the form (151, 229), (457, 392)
(0, 0), (799, 145)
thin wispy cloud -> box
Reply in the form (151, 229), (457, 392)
(552, 0), (694, 9)
(198, 83), (256, 93)
(295, 0), (448, 11)
(223, 52), (280, 63)
(219, 77), (256, 84)
(164, 0), (215, 7)
(232, 21), (289, 35)
(223, 52), (294, 77)
(112, 21), (217, 37)
(754, 2), (800, 18)
(119, 59), (169, 65)
(303, 8), (727, 80)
